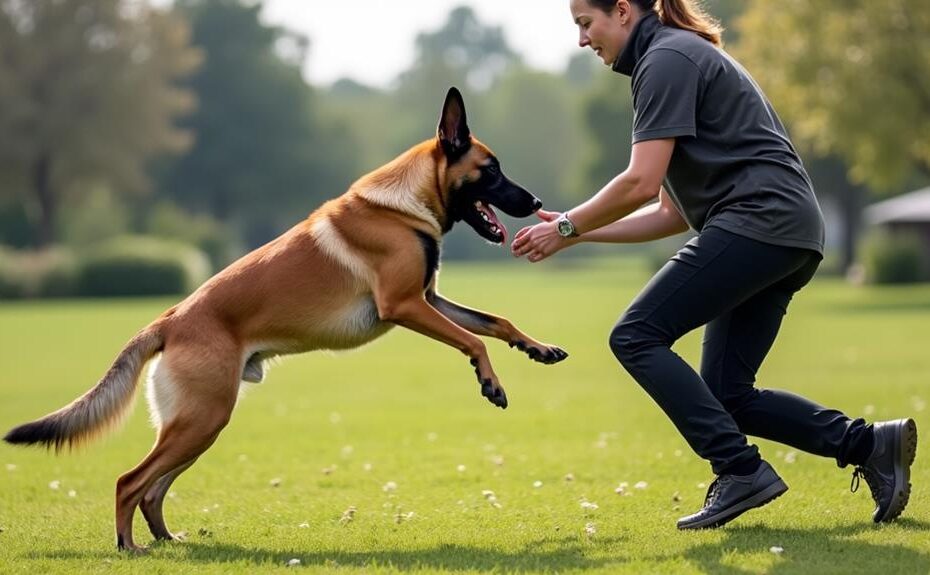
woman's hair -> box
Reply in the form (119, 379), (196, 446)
(586, 0), (723, 46)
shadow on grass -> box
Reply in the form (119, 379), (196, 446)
(26, 536), (624, 572)
(24, 520), (930, 572)
(677, 519), (930, 575)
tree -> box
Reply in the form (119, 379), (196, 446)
(0, 0), (200, 247)
(161, 0), (359, 247)
(390, 6), (522, 154)
(735, 0), (930, 190)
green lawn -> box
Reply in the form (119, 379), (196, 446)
(1, 257), (928, 574)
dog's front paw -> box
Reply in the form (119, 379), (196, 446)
(470, 358), (507, 409)
(510, 340), (569, 365)
(480, 378), (508, 409)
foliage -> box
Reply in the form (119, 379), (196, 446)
(160, 0), (360, 248)
(735, 0), (930, 191)
(861, 229), (928, 284)
(144, 200), (240, 270)
(1, 259), (929, 572)
(75, 235), (210, 297)
(0, 246), (78, 299)
(0, 0), (201, 246)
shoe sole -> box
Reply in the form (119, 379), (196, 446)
(677, 479), (789, 530)
(876, 418), (918, 523)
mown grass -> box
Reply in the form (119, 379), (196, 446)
(1, 257), (928, 574)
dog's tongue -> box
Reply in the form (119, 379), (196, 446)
(478, 203), (508, 243)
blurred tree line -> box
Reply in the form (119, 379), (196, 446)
(0, 0), (927, 273)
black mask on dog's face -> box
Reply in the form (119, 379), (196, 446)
(438, 87), (542, 244)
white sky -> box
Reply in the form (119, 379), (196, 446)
(161, 1), (582, 88)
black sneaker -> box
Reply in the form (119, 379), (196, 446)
(677, 461), (788, 530)
(851, 418), (918, 523)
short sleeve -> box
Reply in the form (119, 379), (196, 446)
(631, 49), (702, 143)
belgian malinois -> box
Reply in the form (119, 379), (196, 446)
(4, 87), (568, 552)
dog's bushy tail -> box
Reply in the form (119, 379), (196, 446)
(4, 324), (165, 452)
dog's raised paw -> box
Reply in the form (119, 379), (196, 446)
(480, 379), (508, 409)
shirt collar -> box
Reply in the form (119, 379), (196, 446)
(612, 10), (661, 76)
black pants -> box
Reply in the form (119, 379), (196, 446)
(610, 227), (872, 475)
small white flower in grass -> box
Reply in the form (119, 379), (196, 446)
(481, 489), (496, 499)
(784, 451), (797, 464)
(584, 522), (597, 536)
(564, 473), (575, 482)
(5, 464), (16, 471)
(362, 463), (373, 472)
(674, 450), (683, 457)
(383, 481), (398, 492)
(394, 509), (415, 524)
(635, 481), (648, 490)
(491, 455), (505, 466)
(491, 502), (503, 509)
(49, 480), (60, 490)
(270, 478), (282, 487)
(339, 506), (357, 525)
(614, 485), (626, 496)
(533, 480), (543, 488)
(697, 482), (706, 489)
(287, 558), (302, 567)
(202, 507), (210, 513)
(457, 464), (467, 472)
(68, 490), (77, 498)
(580, 501), (599, 511)
(863, 405), (875, 416)
(322, 465), (337, 475)
(769, 546), (784, 554)
(168, 491), (177, 499)
(298, 522), (309, 528)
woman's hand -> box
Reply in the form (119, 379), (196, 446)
(511, 209), (576, 263)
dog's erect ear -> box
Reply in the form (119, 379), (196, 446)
(438, 87), (471, 160)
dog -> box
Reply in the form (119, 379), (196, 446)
(3, 87), (568, 552)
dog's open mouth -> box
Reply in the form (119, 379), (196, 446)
(473, 200), (507, 244)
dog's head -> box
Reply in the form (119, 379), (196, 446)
(437, 87), (542, 245)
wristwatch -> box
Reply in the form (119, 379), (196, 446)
(556, 213), (579, 238)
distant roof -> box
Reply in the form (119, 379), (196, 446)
(865, 187), (930, 225)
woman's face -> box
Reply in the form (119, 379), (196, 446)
(570, 0), (634, 66)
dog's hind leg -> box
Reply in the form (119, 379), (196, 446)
(140, 458), (196, 541)
(116, 339), (239, 552)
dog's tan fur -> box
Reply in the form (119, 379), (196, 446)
(4, 89), (566, 552)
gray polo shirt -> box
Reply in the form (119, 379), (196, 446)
(612, 11), (824, 254)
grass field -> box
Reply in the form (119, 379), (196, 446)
(1, 257), (928, 574)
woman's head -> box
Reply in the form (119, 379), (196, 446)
(570, 0), (722, 66)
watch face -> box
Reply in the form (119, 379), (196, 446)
(557, 219), (573, 237)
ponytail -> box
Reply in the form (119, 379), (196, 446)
(654, 0), (723, 46)
(587, 0), (722, 46)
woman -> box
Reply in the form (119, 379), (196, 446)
(512, 0), (917, 529)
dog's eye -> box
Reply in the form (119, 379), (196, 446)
(485, 164), (498, 176)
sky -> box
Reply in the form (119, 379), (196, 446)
(192, 1), (582, 88)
